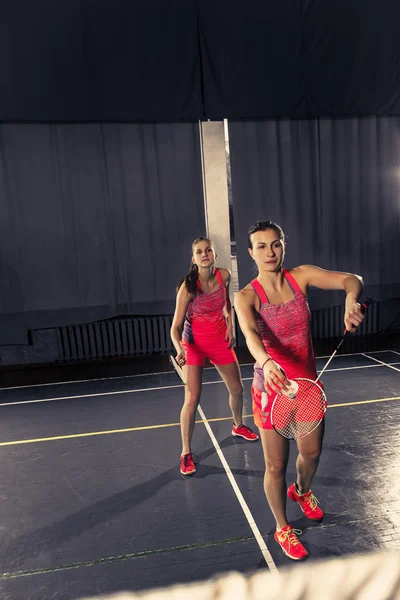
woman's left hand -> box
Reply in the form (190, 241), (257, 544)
(344, 297), (365, 332)
(225, 328), (236, 349)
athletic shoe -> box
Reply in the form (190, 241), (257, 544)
(287, 483), (324, 520)
(274, 525), (308, 560)
(232, 424), (259, 441)
(180, 453), (196, 475)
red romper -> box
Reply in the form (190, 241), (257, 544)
(181, 269), (236, 367)
(251, 269), (318, 430)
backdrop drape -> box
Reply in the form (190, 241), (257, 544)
(0, 123), (205, 344)
(0, 0), (202, 121)
(1, 0), (400, 121)
(229, 117), (400, 309)
(198, 0), (400, 119)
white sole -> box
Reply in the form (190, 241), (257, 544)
(280, 546), (308, 561)
(232, 433), (259, 441)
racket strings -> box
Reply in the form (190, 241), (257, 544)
(272, 380), (326, 439)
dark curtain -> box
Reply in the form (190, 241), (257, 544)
(0, 0), (202, 121)
(2, 0), (400, 122)
(304, 0), (400, 116)
(0, 123), (205, 344)
(229, 117), (400, 309)
(198, 0), (306, 119)
(198, 0), (400, 119)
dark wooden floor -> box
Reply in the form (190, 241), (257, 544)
(0, 344), (399, 599)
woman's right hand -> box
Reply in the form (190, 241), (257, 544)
(263, 360), (289, 394)
(176, 349), (186, 367)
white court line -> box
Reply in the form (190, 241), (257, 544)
(316, 362), (400, 373)
(1, 349), (397, 392)
(197, 403), (277, 572)
(241, 362), (400, 381)
(361, 353), (400, 374)
(0, 368), (188, 392)
(315, 349), (398, 360)
(0, 370), (172, 391)
(0, 384), (185, 407)
(0, 380), (230, 407)
(0, 363), (222, 392)
(1, 362), (399, 408)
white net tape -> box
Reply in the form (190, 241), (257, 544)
(79, 549), (400, 600)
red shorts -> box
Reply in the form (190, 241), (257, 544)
(252, 369), (322, 430)
(252, 386), (275, 430)
(181, 337), (236, 367)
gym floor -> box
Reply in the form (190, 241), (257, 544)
(0, 345), (399, 599)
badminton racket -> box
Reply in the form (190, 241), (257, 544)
(269, 298), (372, 439)
(169, 354), (186, 385)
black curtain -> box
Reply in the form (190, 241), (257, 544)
(229, 117), (400, 308)
(0, 123), (205, 344)
(198, 0), (400, 119)
(0, 0), (202, 121)
(198, 0), (306, 119)
(1, 0), (400, 121)
(303, 0), (400, 117)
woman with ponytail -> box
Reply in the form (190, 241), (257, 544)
(171, 237), (259, 476)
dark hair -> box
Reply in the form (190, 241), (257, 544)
(177, 237), (214, 295)
(247, 220), (285, 249)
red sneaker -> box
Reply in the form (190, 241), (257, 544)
(232, 424), (259, 441)
(287, 483), (324, 520)
(274, 525), (308, 560)
(180, 453), (196, 476)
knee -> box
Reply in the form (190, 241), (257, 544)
(265, 460), (287, 480)
(184, 390), (200, 410)
(300, 448), (322, 462)
(226, 377), (243, 396)
(228, 383), (244, 397)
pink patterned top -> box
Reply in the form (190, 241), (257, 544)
(182, 269), (227, 344)
(252, 269), (316, 392)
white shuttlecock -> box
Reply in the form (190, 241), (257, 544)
(282, 380), (298, 399)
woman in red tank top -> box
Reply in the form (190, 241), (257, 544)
(235, 221), (365, 561)
(171, 237), (259, 476)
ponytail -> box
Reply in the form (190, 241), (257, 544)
(176, 262), (199, 295)
(176, 236), (213, 295)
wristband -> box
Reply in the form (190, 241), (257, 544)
(261, 357), (272, 370)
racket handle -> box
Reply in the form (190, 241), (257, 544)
(360, 297), (373, 314)
(316, 297), (373, 383)
(342, 297), (373, 334)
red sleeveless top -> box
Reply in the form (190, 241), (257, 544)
(182, 269), (227, 344)
(251, 269), (316, 392)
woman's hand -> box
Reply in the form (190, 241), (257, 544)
(225, 327), (236, 349)
(263, 359), (290, 394)
(176, 348), (186, 366)
(344, 297), (365, 332)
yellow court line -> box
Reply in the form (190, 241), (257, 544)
(1, 396), (400, 447)
(327, 396), (400, 408)
(0, 415), (238, 447)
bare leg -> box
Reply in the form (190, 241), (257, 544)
(180, 365), (203, 455)
(259, 428), (290, 529)
(215, 361), (244, 426)
(295, 420), (325, 494)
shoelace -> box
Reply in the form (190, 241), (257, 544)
(181, 453), (197, 467)
(304, 493), (319, 511)
(236, 424), (252, 432)
(180, 453), (193, 466)
(277, 528), (302, 547)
